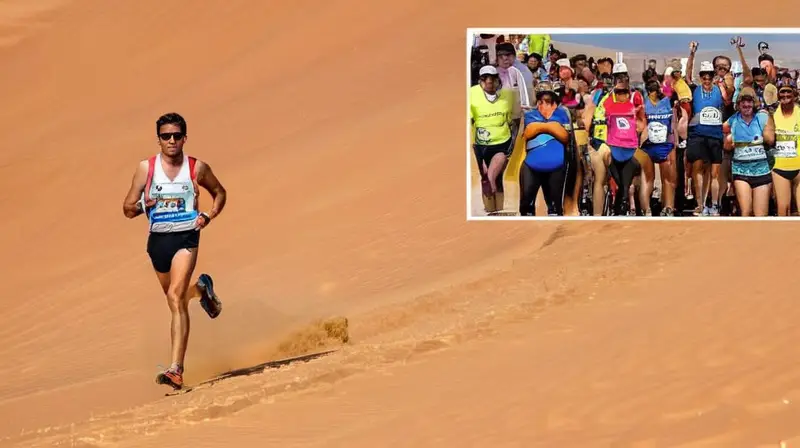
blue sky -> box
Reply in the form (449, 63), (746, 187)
(553, 34), (800, 54)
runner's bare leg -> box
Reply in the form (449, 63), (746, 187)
(159, 248), (199, 368)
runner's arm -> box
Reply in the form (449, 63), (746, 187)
(122, 160), (149, 218)
(763, 112), (776, 147)
(686, 43), (696, 85)
(722, 122), (733, 151)
(582, 95), (595, 130)
(736, 46), (753, 87)
(196, 161), (227, 221)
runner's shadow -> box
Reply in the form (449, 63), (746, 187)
(198, 350), (337, 388)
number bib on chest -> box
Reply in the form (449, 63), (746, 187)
(774, 140), (798, 158)
(647, 122), (668, 144)
(699, 107), (722, 126)
(148, 182), (198, 232)
(734, 144), (766, 161)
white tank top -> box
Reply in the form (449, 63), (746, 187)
(143, 154), (199, 233)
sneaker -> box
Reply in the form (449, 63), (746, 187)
(701, 206), (711, 216)
(710, 204), (720, 216)
(156, 366), (183, 390)
(660, 207), (675, 217)
(197, 273), (222, 319)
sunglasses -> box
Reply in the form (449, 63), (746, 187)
(159, 132), (185, 141)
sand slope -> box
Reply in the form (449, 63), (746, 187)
(2, 2), (800, 447)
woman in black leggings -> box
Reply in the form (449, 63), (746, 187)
(519, 82), (575, 216)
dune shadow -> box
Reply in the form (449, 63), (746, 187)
(195, 350), (338, 388)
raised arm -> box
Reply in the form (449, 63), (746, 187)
(686, 41), (697, 85)
(122, 160), (150, 219)
(195, 160), (227, 221)
(763, 112), (776, 147)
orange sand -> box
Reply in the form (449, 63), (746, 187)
(2, 2), (800, 447)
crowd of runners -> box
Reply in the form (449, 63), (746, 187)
(470, 33), (800, 217)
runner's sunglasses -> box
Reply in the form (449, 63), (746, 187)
(159, 132), (185, 141)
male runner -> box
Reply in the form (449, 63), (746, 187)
(122, 112), (227, 389)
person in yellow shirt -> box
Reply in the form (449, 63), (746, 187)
(771, 78), (800, 216)
(470, 65), (514, 214)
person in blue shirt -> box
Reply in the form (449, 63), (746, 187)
(685, 48), (732, 216)
(519, 81), (576, 216)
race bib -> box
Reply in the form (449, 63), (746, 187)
(734, 144), (766, 161)
(594, 125), (607, 141)
(475, 127), (491, 145)
(647, 122), (668, 144)
(699, 107), (722, 126)
(615, 117), (632, 130)
(774, 140), (798, 158)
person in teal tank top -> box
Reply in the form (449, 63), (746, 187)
(723, 88), (776, 216)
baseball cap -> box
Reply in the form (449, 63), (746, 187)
(699, 61), (714, 73)
(479, 65), (498, 77)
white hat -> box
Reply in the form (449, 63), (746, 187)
(699, 61), (714, 73)
(479, 65), (498, 76)
(612, 62), (628, 74)
(556, 58), (572, 68)
(664, 66), (674, 77)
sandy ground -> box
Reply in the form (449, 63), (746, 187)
(3, 1), (800, 447)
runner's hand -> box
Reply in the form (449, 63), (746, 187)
(689, 41), (698, 53)
(195, 212), (211, 230)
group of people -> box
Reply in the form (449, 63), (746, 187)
(469, 33), (800, 217)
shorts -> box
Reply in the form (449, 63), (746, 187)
(473, 139), (513, 167)
(591, 138), (605, 150)
(733, 173), (772, 189)
(774, 168), (800, 181)
(686, 135), (723, 164)
(147, 229), (200, 273)
(608, 145), (636, 163)
(642, 144), (674, 163)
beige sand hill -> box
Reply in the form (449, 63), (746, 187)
(2, 3), (800, 447)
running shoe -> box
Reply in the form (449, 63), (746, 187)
(156, 366), (183, 390)
(197, 273), (222, 319)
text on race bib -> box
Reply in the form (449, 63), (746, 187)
(699, 107), (722, 126)
(774, 140), (798, 158)
(734, 144), (766, 161)
(647, 122), (668, 144)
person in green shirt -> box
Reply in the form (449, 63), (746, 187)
(527, 34), (551, 62)
(470, 65), (514, 214)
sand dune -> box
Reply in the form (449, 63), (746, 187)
(3, 2), (800, 446)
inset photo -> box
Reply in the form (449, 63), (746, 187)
(467, 28), (800, 220)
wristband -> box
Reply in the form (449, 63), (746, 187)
(200, 212), (211, 223)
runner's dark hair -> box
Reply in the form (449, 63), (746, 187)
(156, 112), (187, 135)
(712, 55), (731, 68)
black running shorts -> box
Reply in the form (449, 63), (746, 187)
(147, 230), (200, 273)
